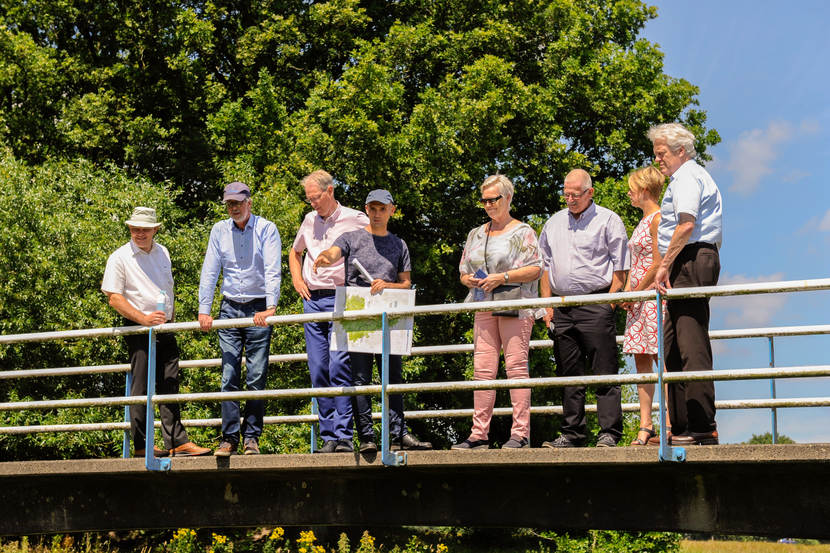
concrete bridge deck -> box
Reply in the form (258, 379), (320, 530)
(2, 444), (829, 538)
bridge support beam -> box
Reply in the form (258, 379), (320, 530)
(1, 445), (829, 538)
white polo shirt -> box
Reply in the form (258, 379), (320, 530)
(101, 240), (175, 320)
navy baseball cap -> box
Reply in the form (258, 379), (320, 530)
(365, 189), (394, 205)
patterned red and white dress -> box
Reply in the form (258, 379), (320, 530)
(623, 211), (665, 354)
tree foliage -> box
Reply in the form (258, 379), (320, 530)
(0, 0), (720, 457)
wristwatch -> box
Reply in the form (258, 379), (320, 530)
(503, 272), (509, 283)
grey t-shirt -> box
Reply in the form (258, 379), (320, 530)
(334, 229), (411, 286)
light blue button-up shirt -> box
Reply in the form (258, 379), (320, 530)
(538, 202), (630, 296)
(657, 159), (723, 254)
(198, 214), (282, 313)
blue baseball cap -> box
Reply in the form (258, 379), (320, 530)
(365, 189), (394, 205)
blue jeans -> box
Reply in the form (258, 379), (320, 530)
(303, 291), (353, 441)
(218, 297), (272, 442)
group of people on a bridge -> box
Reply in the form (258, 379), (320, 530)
(101, 122), (722, 457)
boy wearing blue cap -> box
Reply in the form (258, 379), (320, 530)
(314, 189), (432, 452)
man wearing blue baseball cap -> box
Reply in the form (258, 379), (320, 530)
(198, 182), (282, 456)
(314, 189), (432, 453)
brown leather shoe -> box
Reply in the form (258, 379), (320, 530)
(133, 446), (169, 458)
(670, 431), (718, 446)
(169, 441), (212, 456)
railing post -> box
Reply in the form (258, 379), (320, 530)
(310, 397), (318, 453)
(122, 372), (131, 459)
(144, 328), (171, 471)
(380, 312), (406, 466)
(656, 289), (685, 463)
(769, 337), (778, 444)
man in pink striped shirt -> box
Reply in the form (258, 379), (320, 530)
(289, 170), (369, 453)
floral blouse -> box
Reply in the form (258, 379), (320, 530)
(459, 221), (543, 318)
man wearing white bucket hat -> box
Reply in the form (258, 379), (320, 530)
(102, 206), (211, 457)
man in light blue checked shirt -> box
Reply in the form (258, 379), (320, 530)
(198, 181), (282, 456)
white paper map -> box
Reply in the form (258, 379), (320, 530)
(330, 286), (415, 355)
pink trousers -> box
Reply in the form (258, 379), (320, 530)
(470, 311), (533, 441)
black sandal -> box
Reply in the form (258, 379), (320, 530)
(630, 427), (656, 446)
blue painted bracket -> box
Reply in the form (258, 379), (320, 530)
(122, 372), (131, 459)
(145, 328), (171, 471)
(656, 290), (685, 463)
(310, 397), (319, 453)
(380, 312), (406, 467)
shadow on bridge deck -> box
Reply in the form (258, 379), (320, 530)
(2, 444), (829, 538)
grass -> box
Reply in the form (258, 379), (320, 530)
(681, 540), (830, 553)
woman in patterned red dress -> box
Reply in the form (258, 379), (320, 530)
(621, 167), (670, 446)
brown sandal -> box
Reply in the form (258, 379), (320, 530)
(630, 427), (656, 446)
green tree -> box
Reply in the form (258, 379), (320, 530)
(0, 0), (721, 455)
(744, 432), (795, 444)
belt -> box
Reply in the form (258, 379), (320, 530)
(309, 289), (336, 298)
(222, 296), (265, 306)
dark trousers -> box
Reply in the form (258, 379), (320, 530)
(552, 303), (622, 441)
(664, 242), (720, 435)
(350, 352), (404, 442)
(124, 330), (189, 451)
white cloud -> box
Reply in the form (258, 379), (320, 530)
(726, 122), (793, 195)
(712, 272), (788, 327)
(780, 169), (811, 184)
(799, 118), (821, 134)
(819, 209), (830, 232)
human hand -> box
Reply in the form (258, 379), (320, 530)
(543, 307), (554, 326)
(253, 307), (275, 327)
(198, 313), (214, 331)
(479, 273), (506, 293)
(370, 279), (388, 295)
(292, 276), (311, 300)
(653, 265), (671, 295)
(143, 310), (167, 327)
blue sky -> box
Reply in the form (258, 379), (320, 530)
(639, 1), (830, 443)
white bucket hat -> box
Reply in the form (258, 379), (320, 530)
(125, 207), (161, 228)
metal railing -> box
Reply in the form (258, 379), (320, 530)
(2, 278), (830, 468)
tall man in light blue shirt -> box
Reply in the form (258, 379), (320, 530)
(649, 123), (723, 446)
(199, 182), (282, 456)
(538, 169), (630, 448)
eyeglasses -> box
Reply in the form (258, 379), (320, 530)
(479, 195), (503, 206)
(128, 227), (153, 234)
(562, 190), (590, 200)
(304, 190), (329, 204)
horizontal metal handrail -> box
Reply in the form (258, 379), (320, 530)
(2, 278), (829, 345)
(4, 365), (830, 412)
(3, 397), (829, 435)
(4, 324), (830, 381)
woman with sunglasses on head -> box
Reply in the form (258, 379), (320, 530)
(454, 175), (542, 450)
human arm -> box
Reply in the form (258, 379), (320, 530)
(198, 227), (222, 330)
(540, 269), (553, 326)
(610, 270), (626, 294)
(633, 212), (664, 292)
(537, 225), (554, 325)
(106, 292), (164, 327)
(312, 245), (343, 272)
(477, 265), (541, 292)
(370, 271), (412, 294)
(255, 221), (282, 327)
(288, 247), (311, 300)
(653, 213), (695, 294)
